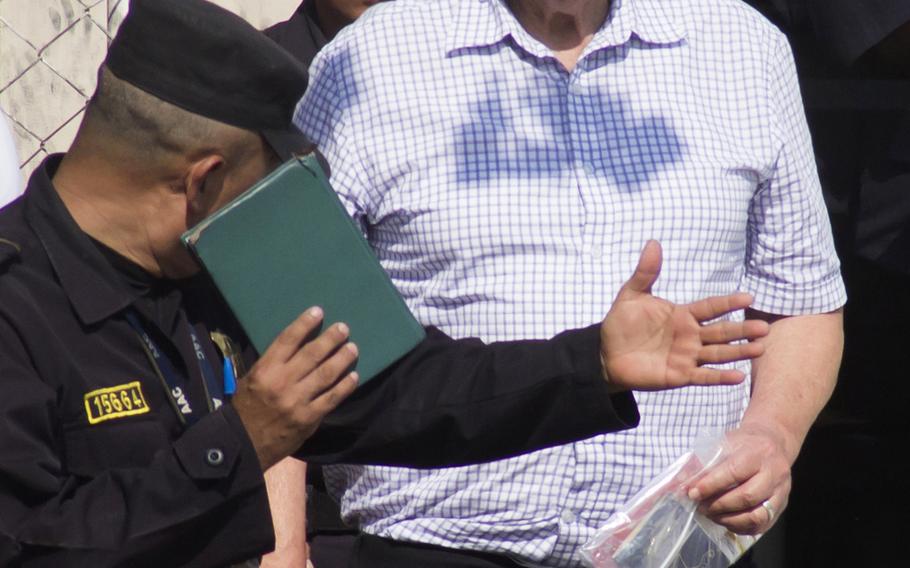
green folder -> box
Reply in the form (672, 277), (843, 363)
(181, 155), (425, 383)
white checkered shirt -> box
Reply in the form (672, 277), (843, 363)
(294, 0), (846, 565)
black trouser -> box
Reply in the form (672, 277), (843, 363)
(309, 533), (357, 568)
(306, 465), (359, 568)
(349, 534), (527, 568)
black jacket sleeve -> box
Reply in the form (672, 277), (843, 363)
(298, 325), (639, 467)
(0, 312), (634, 565)
(0, 317), (273, 568)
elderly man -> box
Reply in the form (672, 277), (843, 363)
(296, 0), (846, 566)
(0, 0), (771, 565)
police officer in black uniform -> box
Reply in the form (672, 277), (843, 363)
(0, 1), (769, 566)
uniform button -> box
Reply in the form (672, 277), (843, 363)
(561, 509), (577, 524)
(205, 448), (225, 466)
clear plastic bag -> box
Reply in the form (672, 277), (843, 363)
(580, 432), (757, 568)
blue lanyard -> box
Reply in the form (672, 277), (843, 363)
(125, 310), (224, 425)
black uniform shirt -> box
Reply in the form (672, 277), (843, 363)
(0, 155), (637, 566)
(0, 156), (275, 567)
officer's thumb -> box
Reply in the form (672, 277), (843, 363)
(617, 240), (662, 299)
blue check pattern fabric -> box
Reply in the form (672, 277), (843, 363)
(295, 0), (846, 565)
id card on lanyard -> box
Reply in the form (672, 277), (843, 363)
(125, 310), (225, 426)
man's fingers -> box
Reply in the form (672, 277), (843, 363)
(688, 454), (761, 502)
(310, 371), (359, 415)
(687, 292), (754, 322)
(699, 320), (770, 344)
(707, 505), (775, 536)
(265, 307), (325, 363)
(681, 367), (745, 386)
(698, 471), (773, 517)
(286, 323), (353, 381)
(697, 341), (765, 364)
(616, 240), (662, 299)
(692, 429), (791, 535)
(706, 491), (786, 535)
(295, 341), (360, 400)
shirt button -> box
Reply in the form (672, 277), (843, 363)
(581, 244), (602, 259)
(561, 509), (577, 524)
(583, 162), (597, 177)
(205, 448), (225, 467)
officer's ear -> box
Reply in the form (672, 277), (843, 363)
(185, 154), (225, 223)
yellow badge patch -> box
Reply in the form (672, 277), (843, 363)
(84, 381), (150, 425)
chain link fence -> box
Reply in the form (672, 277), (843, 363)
(0, 0), (297, 188)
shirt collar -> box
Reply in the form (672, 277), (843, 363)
(446, 0), (508, 55)
(446, 0), (687, 58)
(599, 0), (687, 47)
(24, 154), (140, 326)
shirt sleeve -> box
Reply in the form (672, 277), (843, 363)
(298, 325), (639, 467)
(0, 317), (273, 567)
(293, 44), (376, 232)
(742, 31), (847, 316)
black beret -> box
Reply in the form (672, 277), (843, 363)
(105, 0), (310, 158)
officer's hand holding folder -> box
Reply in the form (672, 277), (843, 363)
(181, 155), (425, 384)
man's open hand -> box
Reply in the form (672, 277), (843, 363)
(601, 240), (769, 391)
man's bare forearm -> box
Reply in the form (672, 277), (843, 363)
(741, 309), (844, 463)
(261, 457), (309, 568)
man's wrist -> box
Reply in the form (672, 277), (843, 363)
(738, 416), (802, 465)
(599, 351), (626, 394)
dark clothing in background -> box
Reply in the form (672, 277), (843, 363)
(0, 155), (638, 566)
(762, 0), (910, 66)
(350, 534), (527, 568)
(264, 2), (326, 79)
(743, 2), (910, 567)
(747, 0), (910, 276)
